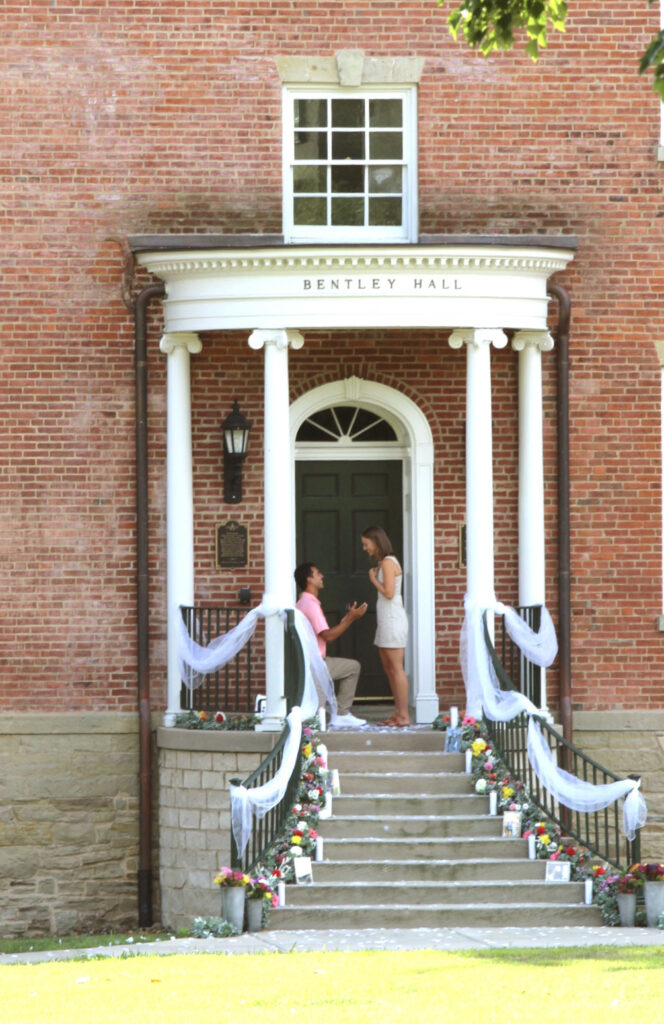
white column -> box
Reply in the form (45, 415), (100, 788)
(160, 331), (203, 724)
(249, 328), (304, 731)
(449, 329), (507, 612)
(512, 330), (554, 607)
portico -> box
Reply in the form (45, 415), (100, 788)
(130, 234), (576, 725)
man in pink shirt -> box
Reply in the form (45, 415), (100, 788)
(294, 562), (368, 728)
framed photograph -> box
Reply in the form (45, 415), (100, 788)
(294, 856), (314, 885)
(545, 861), (571, 883)
(502, 810), (522, 838)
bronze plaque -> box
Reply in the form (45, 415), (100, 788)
(216, 521), (249, 569)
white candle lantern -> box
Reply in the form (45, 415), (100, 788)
(318, 708), (326, 731)
(528, 834), (536, 860)
(450, 706), (459, 729)
(584, 878), (594, 905)
(278, 881), (286, 906)
(489, 789), (497, 816)
(465, 748), (472, 774)
(315, 835), (324, 861)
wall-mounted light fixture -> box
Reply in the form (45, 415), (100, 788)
(221, 401), (252, 503)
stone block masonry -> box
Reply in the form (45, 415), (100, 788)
(0, 715), (142, 937)
(156, 727), (276, 933)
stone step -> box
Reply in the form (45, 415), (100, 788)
(332, 793), (488, 815)
(283, 879), (586, 906)
(270, 902), (604, 930)
(338, 772), (473, 795)
(329, 751), (463, 773)
(323, 836), (529, 860)
(321, 813), (506, 840)
(323, 729), (448, 752)
(311, 858), (547, 883)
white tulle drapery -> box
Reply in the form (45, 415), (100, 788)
(231, 706), (304, 860)
(462, 595), (647, 841)
(177, 601), (338, 857)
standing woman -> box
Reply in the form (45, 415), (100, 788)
(361, 525), (410, 727)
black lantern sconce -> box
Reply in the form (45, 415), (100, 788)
(221, 401), (252, 503)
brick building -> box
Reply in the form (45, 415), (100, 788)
(2, 1), (663, 934)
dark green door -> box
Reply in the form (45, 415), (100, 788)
(295, 459), (403, 700)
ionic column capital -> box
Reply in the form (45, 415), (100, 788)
(159, 331), (203, 355)
(511, 330), (554, 353)
(248, 329), (305, 352)
(449, 328), (508, 351)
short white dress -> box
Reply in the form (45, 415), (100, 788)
(374, 555), (409, 648)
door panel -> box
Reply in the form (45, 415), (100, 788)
(295, 459), (403, 700)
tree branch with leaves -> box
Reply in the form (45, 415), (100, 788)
(439, 0), (664, 97)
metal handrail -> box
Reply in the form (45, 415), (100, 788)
(230, 609), (306, 873)
(179, 605), (253, 712)
(482, 610), (641, 869)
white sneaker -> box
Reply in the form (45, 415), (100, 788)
(332, 712), (367, 728)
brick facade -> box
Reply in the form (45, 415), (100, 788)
(2, 2), (664, 932)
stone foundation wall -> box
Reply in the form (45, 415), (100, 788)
(156, 727), (276, 933)
(573, 712), (664, 860)
(0, 714), (144, 937)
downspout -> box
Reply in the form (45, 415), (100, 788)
(134, 281), (166, 926)
(547, 283), (572, 746)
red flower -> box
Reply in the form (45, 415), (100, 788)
(536, 824), (546, 836)
(566, 846), (576, 857)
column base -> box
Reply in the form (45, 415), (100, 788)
(414, 693), (440, 725)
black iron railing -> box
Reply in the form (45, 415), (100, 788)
(497, 605), (542, 707)
(179, 605), (253, 712)
(483, 610), (641, 869)
(230, 609), (306, 873)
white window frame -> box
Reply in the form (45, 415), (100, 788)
(282, 85), (418, 244)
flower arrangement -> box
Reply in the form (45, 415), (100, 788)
(175, 710), (260, 730)
(615, 868), (644, 894)
(246, 875), (279, 906)
(213, 867), (251, 888)
(631, 862), (664, 882)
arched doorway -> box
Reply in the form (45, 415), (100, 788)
(290, 378), (438, 723)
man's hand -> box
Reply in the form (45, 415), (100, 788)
(345, 601), (368, 621)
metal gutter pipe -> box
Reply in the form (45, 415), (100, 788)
(134, 281), (165, 926)
(547, 283), (572, 746)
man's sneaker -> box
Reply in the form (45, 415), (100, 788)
(332, 712), (367, 728)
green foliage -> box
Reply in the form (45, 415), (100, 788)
(441, 0), (568, 60)
(639, 25), (664, 99)
(190, 916), (240, 938)
(441, 0), (664, 96)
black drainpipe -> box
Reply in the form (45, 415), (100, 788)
(134, 281), (166, 927)
(547, 283), (572, 746)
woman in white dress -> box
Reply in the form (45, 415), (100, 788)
(361, 525), (410, 727)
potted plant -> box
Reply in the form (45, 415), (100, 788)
(245, 875), (279, 932)
(632, 863), (664, 927)
(614, 868), (644, 926)
(213, 867), (251, 932)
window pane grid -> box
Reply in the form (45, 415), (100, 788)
(291, 94), (404, 229)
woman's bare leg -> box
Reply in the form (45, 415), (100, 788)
(379, 647), (410, 724)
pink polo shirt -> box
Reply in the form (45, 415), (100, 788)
(296, 591), (329, 658)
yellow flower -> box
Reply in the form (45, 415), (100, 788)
(471, 739), (487, 756)
(502, 786), (514, 798)
(303, 743), (312, 758)
(291, 835), (302, 845)
(540, 834), (551, 845)
(242, 875), (250, 885)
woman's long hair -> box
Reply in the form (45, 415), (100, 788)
(361, 525), (394, 561)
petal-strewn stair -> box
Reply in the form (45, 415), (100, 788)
(271, 726), (603, 929)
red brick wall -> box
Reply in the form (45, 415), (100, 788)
(2, 2), (663, 713)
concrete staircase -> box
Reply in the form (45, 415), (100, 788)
(271, 726), (603, 929)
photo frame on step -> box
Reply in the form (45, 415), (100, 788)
(294, 856), (314, 885)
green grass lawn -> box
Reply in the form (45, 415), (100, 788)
(2, 947), (663, 1024)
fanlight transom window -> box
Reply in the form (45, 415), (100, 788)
(296, 404), (398, 443)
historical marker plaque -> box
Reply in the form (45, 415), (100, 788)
(216, 521), (248, 569)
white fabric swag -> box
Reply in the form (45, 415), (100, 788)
(462, 595), (647, 841)
(177, 601), (337, 857)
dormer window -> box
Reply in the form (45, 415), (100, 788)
(283, 86), (417, 243)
